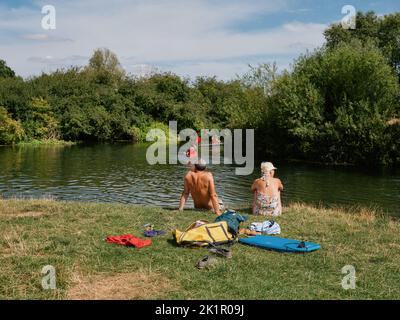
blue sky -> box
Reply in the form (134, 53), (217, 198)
(1, 0), (399, 79)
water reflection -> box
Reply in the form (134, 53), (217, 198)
(0, 143), (399, 215)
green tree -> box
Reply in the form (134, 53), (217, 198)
(23, 98), (60, 139)
(383, 119), (400, 165)
(0, 77), (30, 118)
(0, 59), (15, 78)
(86, 48), (125, 84)
(240, 63), (278, 96)
(268, 72), (324, 157)
(0, 107), (24, 144)
(268, 42), (399, 165)
(324, 11), (400, 77)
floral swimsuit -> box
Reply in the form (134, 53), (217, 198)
(253, 192), (281, 216)
(253, 175), (281, 216)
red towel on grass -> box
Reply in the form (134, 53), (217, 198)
(106, 234), (152, 248)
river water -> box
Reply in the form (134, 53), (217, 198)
(0, 143), (399, 216)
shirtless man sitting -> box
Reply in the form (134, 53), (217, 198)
(251, 162), (284, 216)
(178, 159), (223, 215)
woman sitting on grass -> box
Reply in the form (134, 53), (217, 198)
(251, 162), (283, 216)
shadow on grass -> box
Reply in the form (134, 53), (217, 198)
(166, 238), (180, 247)
(161, 206), (254, 215)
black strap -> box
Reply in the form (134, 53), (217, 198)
(205, 226), (216, 243)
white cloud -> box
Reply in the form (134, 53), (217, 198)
(128, 64), (160, 77)
(27, 54), (87, 64)
(21, 33), (73, 42)
(21, 33), (49, 40)
(0, 0), (326, 79)
(27, 55), (54, 63)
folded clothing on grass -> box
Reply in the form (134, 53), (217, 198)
(249, 220), (281, 235)
(105, 234), (152, 248)
(144, 229), (166, 237)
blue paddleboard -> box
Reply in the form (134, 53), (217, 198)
(239, 235), (321, 253)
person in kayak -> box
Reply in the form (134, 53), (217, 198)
(251, 162), (283, 216)
(195, 131), (201, 145)
(211, 134), (221, 145)
(186, 146), (198, 159)
(179, 159), (223, 215)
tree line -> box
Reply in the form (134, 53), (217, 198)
(0, 11), (399, 167)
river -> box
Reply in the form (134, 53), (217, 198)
(0, 143), (399, 216)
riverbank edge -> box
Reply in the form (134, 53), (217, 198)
(15, 139), (77, 147)
(1, 139), (397, 170)
(0, 139), (78, 147)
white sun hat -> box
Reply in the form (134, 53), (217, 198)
(261, 162), (277, 173)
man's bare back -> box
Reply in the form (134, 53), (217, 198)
(178, 167), (221, 215)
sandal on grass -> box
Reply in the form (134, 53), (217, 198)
(196, 255), (218, 269)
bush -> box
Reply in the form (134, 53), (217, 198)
(267, 42), (400, 165)
(324, 11), (400, 79)
(0, 107), (25, 144)
(23, 97), (60, 140)
(383, 120), (400, 166)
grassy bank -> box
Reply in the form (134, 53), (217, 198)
(15, 139), (76, 147)
(1, 199), (399, 300)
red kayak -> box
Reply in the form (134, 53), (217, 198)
(186, 147), (198, 158)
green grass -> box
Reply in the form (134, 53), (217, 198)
(1, 199), (400, 300)
(16, 139), (76, 147)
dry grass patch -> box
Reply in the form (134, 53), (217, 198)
(387, 118), (400, 126)
(1, 228), (30, 257)
(0, 200), (19, 215)
(0, 227), (47, 258)
(286, 202), (378, 223)
(0, 198), (56, 218)
(8, 211), (47, 218)
(67, 270), (177, 300)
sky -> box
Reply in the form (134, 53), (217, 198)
(1, 0), (399, 80)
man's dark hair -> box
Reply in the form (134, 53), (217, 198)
(194, 163), (206, 171)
